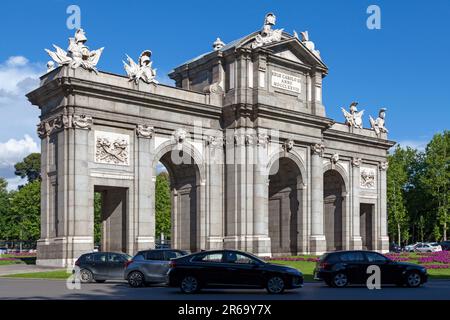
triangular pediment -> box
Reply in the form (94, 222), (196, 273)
(235, 33), (327, 71)
(264, 38), (328, 71)
(274, 48), (304, 64)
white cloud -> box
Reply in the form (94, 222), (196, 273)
(5, 176), (27, 191)
(0, 56), (43, 143)
(6, 56), (29, 67)
(0, 135), (40, 168)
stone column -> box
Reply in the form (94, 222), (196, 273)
(351, 158), (363, 249)
(378, 161), (389, 253)
(252, 132), (271, 256)
(36, 123), (49, 264)
(135, 124), (155, 252)
(206, 135), (224, 250)
(66, 114), (94, 267)
(309, 143), (326, 254)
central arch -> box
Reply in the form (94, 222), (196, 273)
(151, 141), (205, 252)
(268, 156), (304, 256)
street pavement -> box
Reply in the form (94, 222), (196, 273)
(0, 278), (449, 300)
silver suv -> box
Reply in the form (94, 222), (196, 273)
(125, 249), (188, 287)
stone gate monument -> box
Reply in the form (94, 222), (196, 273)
(27, 13), (395, 267)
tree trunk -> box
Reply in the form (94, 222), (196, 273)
(397, 223), (401, 245)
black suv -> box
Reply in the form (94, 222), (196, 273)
(313, 250), (427, 288)
(74, 252), (132, 283)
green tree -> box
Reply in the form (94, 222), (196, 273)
(387, 146), (410, 245)
(421, 131), (450, 241)
(155, 172), (171, 240)
(94, 192), (102, 245)
(14, 153), (41, 183)
(7, 180), (41, 241)
(0, 178), (11, 239)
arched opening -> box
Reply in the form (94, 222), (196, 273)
(268, 157), (303, 256)
(155, 150), (199, 252)
(323, 170), (345, 251)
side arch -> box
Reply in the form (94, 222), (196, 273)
(323, 162), (349, 251)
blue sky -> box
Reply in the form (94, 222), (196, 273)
(0, 0), (449, 188)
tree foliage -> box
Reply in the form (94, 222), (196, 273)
(387, 131), (450, 244)
(14, 153), (41, 183)
(155, 172), (171, 240)
(6, 180), (41, 241)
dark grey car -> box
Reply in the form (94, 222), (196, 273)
(74, 252), (131, 283)
(125, 249), (188, 287)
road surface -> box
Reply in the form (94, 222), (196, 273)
(0, 278), (449, 300)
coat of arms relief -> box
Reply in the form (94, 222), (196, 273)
(95, 131), (130, 165)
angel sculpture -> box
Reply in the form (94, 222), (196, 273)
(45, 28), (104, 74)
(341, 102), (364, 129)
(369, 108), (388, 136)
(123, 50), (158, 84)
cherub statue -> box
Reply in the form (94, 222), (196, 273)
(341, 102), (364, 129)
(370, 108), (388, 136)
(123, 50), (158, 84)
(45, 28), (104, 73)
(252, 13), (284, 49)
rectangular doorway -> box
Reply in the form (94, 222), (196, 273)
(360, 203), (374, 250)
(94, 186), (128, 253)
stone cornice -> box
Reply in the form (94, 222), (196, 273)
(324, 128), (396, 150)
(255, 103), (334, 130)
(27, 76), (223, 120)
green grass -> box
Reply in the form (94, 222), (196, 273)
(1, 269), (71, 279)
(269, 260), (316, 281)
(0, 260), (23, 266)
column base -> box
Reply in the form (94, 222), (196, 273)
(378, 236), (390, 253)
(36, 236), (93, 268)
(135, 236), (155, 252)
(351, 236), (363, 250)
(309, 235), (327, 255)
(223, 235), (271, 257)
(206, 236), (224, 250)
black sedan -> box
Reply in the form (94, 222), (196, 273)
(74, 252), (131, 283)
(313, 250), (428, 288)
(167, 250), (303, 294)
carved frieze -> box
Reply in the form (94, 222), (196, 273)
(283, 139), (294, 152)
(95, 131), (130, 165)
(379, 161), (389, 171)
(360, 167), (376, 189)
(351, 157), (362, 167)
(311, 143), (324, 156)
(73, 115), (93, 129)
(136, 124), (154, 139)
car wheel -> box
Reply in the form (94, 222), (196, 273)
(266, 276), (285, 294)
(95, 280), (106, 283)
(128, 271), (145, 288)
(180, 275), (200, 293)
(405, 271), (422, 288)
(79, 269), (93, 283)
(332, 272), (348, 288)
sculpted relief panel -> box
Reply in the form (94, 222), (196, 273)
(95, 131), (130, 166)
(360, 166), (376, 189)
